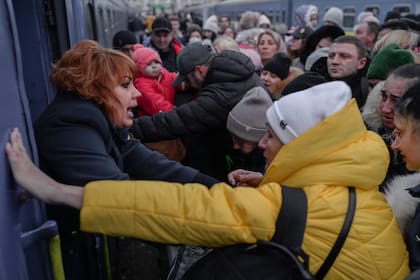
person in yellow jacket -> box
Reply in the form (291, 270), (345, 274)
(6, 81), (410, 279)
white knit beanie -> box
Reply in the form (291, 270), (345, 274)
(322, 7), (344, 27)
(227, 87), (273, 142)
(203, 16), (219, 34)
(266, 81), (351, 144)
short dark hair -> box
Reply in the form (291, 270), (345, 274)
(394, 81), (420, 133)
(333, 35), (367, 58)
(390, 63), (420, 83)
(367, 22), (380, 41)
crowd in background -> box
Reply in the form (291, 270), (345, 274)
(14, 4), (420, 280)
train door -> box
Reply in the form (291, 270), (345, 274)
(0, 0), (59, 279)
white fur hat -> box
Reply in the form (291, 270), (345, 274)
(266, 81), (351, 144)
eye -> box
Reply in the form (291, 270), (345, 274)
(381, 92), (387, 102)
(121, 82), (130, 89)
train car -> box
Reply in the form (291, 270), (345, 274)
(184, 0), (419, 32)
(0, 0), (133, 279)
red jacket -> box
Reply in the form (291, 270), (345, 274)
(134, 69), (177, 116)
(133, 47), (180, 116)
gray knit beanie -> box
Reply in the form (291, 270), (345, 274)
(322, 7), (343, 27)
(227, 87), (273, 142)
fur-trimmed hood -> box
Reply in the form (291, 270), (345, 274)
(362, 81), (384, 131)
(384, 173), (420, 232)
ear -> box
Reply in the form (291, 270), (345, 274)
(196, 65), (209, 78)
(357, 57), (368, 70)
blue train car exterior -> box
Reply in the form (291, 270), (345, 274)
(185, 0), (419, 32)
(0, 0), (133, 279)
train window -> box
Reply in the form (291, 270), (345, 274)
(392, 5), (411, 17)
(365, 5), (380, 18)
(342, 6), (355, 29)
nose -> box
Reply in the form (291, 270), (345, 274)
(258, 133), (268, 150)
(233, 143), (240, 150)
(132, 86), (141, 98)
(381, 98), (393, 113)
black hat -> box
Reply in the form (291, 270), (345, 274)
(282, 72), (327, 96)
(299, 25), (345, 65)
(288, 26), (313, 39)
(384, 11), (401, 22)
(400, 14), (420, 32)
(152, 17), (172, 33)
(263, 53), (291, 80)
(112, 30), (137, 49)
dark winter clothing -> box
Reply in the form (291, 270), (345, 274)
(142, 36), (183, 72)
(130, 50), (266, 180)
(35, 91), (217, 279)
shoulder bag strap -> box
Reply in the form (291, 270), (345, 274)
(271, 186), (307, 250)
(315, 187), (356, 279)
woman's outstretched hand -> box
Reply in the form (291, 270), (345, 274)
(5, 128), (83, 208)
(227, 169), (263, 187)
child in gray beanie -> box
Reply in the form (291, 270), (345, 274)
(227, 86), (273, 146)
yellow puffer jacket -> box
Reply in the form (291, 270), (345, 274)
(81, 99), (409, 279)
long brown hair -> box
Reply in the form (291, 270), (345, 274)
(50, 40), (137, 122)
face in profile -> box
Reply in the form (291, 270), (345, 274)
(258, 127), (284, 170)
(391, 114), (420, 171)
(112, 75), (141, 128)
(231, 134), (258, 155)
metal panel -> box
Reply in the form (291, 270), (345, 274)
(0, 0), (55, 279)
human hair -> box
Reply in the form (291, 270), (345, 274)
(394, 81), (420, 133)
(183, 23), (202, 44)
(50, 40), (137, 122)
(389, 63), (420, 86)
(367, 21), (380, 41)
(257, 29), (287, 54)
(239, 11), (260, 30)
(213, 36), (238, 52)
(373, 30), (418, 54)
(333, 35), (367, 58)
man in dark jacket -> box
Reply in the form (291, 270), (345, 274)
(130, 42), (266, 180)
(327, 35), (370, 108)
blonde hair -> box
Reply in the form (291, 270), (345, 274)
(373, 30), (418, 54)
(257, 29), (287, 54)
(50, 40), (137, 123)
(213, 36), (239, 53)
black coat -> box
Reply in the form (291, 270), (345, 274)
(35, 92), (217, 231)
(130, 50), (266, 180)
(35, 92), (217, 279)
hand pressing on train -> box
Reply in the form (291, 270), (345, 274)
(227, 169), (263, 187)
(6, 128), (83, 209)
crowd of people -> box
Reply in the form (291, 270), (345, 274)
(5, 5), (420, 280)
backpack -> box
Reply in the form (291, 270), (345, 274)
(181, 186), (356, 280)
